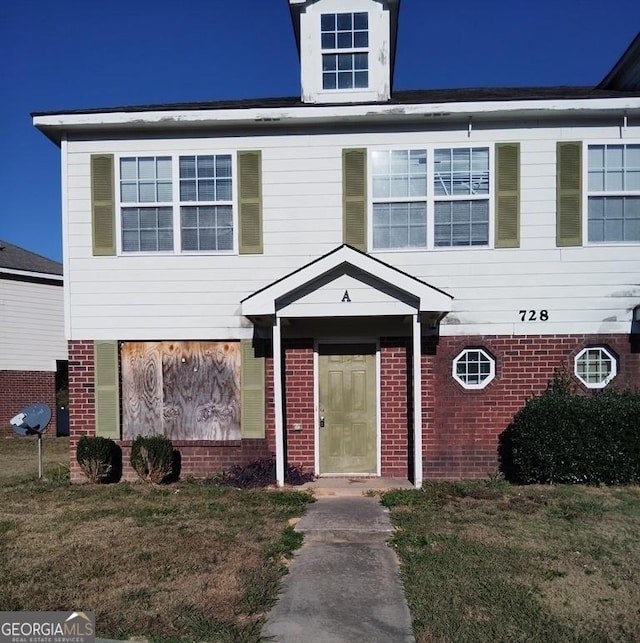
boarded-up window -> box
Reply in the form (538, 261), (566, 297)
(121, 341), (240, 441)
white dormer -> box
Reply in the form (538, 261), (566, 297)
(289, 0), (400, 104)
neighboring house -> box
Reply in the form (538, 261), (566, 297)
(33, 0), (640, 484)
(0, 240), (67, 437)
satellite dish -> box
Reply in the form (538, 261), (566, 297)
(9, 403), (52, 479)
(10, 403), (52, 436)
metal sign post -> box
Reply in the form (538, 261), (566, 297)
(10, 403), (52, 479)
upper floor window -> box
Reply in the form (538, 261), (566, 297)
(118, 154), (234, 254)
(179, 155), (233, 251)
(120, 157), (173, 252)
(434, 148), (490, 247)
(372, 150), (427, 249)
(321, 12), (368, 90)
(587, 144), (640, 243)
(370, 146), (491, 250)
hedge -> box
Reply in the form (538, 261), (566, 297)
(499, 388), (640, 485)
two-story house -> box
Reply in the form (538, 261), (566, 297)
(33, 0), (640, 484)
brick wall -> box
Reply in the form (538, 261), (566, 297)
(423, 333), (640, 480)
(380, 340), (411, 477)
(68, 340), (274, 482)
(283, 341), (315, 471)
(0, 370), (57, 438)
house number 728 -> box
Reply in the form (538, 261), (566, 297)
(519, 310), (549, 322)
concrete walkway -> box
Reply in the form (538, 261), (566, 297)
(261, 496), (415, 643)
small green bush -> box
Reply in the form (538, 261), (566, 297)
(76, 436), (116, 483)
(130, 435), (173, 484)
(500, 388), (640, 485)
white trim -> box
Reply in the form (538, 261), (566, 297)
(0, 267), (63, 283)
(574, 346), (618, 389)
(412, 314), (422, 488)
(61, 135), (71, 339)
(314, 338), (380, 477)
(273, 318), (285, 486)
(33, 97), (640, 137)
(242, 245), (453, 316)
(452, 348), (496, 389)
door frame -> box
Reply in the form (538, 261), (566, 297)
(313, 338), (381, 477)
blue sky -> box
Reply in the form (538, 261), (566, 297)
(1, 0), (639, 263)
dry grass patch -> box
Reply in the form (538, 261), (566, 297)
(0, 441), (313, 642)
(384, 481), (640, 643)
(0, 436), (69, 481)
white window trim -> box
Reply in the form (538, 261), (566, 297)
(452, 347), (496, 390)
(115, 151), (238, 256)
(368, 144), (495, 252)
(583, 140), (640, 247)
(574, 346), (617, 389)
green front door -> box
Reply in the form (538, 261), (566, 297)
(318, 343), (377, 474)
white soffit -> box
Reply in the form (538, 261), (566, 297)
(241, 245), (453, 317)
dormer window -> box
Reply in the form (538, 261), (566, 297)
(321, 12), (369, 90)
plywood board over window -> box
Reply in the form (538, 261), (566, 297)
(121, 341), (240, 441)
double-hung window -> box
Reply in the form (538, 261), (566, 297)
(179, 155), (233, 251)
(321, 12), (368, 90)
(120, 157), (173, 252)
(434, 147), (490, 247)
(118, 154), (236, 254)
(372, 150), (427, 248)
(370, 146), (491, 250)
(587, 144), (640, 243)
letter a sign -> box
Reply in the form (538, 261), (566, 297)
(342, 290), (351, 303)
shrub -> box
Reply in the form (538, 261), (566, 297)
(218, 458), (315, 489)
(500, 388), (640, 485)
(130, 435), (173, 484)
(76, 436), (116, 483)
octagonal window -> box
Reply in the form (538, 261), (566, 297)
(574, 347), (617, 389)
(453, 348), (495, 389)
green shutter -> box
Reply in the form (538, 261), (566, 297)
(91, 154), (116, 256)
(238, 151), (263, 254)
(556, 142), (582, 247)
(94, 340), (120, 439)
(495, 143), (520, 248)
(343, 148), (367, 251)
(241, 339), (265, 438)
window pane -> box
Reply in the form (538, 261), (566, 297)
(157, 181), (172, 202)
(182, 228), (198, 251)
(606, 145), (623, 168)
(138, 158), (155, 180)
(321, 14), (335, 31)
(338, 72), (352, 89)
(606, 170), (624, 191)
(120, 158), (137, 180)
(180, 181), (196, 202)
(589, 170), (604, 192)
(337, 13), (352, 30)
(588, 145), (604, 171)
(216, 155), (232, 177)
(354, 53), (367, 70)
(217, 179), (232, 201)
(198, 180), (216, 201)
(354, 32), (368, 48)
(627, 170), (640, 190)
(322, 33), (336, 49)
(323, 54), (337, 71)
(156, 157), (172, 179)
(338, 54), (352, 70)
(337, 32), (352, 49)
(122, 230), (139, 252)
(121, 183), (138, 202)
(354, 70), (368, 88)
(139, 182), (156, 203)
(122, 209), (139, 230)
(158, 229), (173, 251)
(197, 156), (215, 178)
(353, 12), (368, 29)
(179, 156), (196, 179)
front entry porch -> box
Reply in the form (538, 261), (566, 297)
(241, 245), (453, 487)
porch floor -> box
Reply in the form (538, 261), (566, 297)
(295, 477), (416, 497)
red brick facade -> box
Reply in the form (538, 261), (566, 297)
(68, 340), (275, 482)
(67, 334), (639, 483)
(0, 370), (57, 438)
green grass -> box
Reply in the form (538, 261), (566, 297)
(0, 438), (313, 642)
(384, 481), (640, 643)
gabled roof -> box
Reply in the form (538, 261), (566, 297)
(0, 240), (62, 277)
(241, 244), (452, 318)
(599, 32), (640, 90)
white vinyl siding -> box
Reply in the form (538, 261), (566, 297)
(0, 279), (67, 371)
(63, 121), (640, 340)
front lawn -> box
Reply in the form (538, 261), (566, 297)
(0, 438), (313, 642)
(385, 481), (640, 643)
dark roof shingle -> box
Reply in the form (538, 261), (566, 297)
(0, 240), (62, 276)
